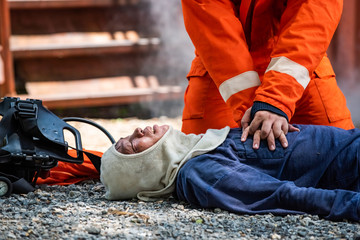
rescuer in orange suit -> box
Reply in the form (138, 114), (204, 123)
(181, 0), (354, 150)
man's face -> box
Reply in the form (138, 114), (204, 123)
(115, 125), (170, 154)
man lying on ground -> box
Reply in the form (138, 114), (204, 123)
(100, 124), (360, 222)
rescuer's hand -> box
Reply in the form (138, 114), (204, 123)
(240, 109), (299, 150)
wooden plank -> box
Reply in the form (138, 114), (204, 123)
(27, 89), (183, 109)
(25, 76), (136, 95)
(0, 0), (16, 96)
(14, 54), (150, 82)
(10, 33), (160, 58)
(14, 76), (183, 109)
(10, 7), (149, 35)
(8, 0), (143, 9)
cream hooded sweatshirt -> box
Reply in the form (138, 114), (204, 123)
(100, 126), (230, 201)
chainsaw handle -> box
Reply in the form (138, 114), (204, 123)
(64, 126), (83, 159)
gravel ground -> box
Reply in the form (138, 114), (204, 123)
(1, 181), (360, 240)
(1, 117), (360, 239)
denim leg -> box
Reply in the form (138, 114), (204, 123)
(236, 125), (360, 190)
(281, 125), (360, 190)
(176, 150), (360, 221)
(176, 125), (360, 221)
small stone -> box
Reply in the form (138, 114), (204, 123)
(26, 192), (36, 199)
(214, 208), (222, 213)
(195, 219), (203, 224)
(271, 233), (281, 239)
(7, 232), (16, 239)
(172, 230), (180, 238)
(68, 191), (80, 198)
(86, 226), (101, 235)
(298, 230), (308, 237)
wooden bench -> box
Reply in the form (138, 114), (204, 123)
(1, 0), (184, 110)
(10, 32), (160, 59)
(17, 76), (183, 108)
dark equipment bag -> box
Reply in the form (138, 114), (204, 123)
(0, 97), (115, 197)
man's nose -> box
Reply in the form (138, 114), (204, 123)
(134, 127), (144, 137)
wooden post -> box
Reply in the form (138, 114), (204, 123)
(336, 0), (357, 86)
(0, 0), (16, 96)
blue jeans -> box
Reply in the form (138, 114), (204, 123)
(176, 125), (360, 221)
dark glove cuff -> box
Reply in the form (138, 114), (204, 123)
(250, 101), (289, 122)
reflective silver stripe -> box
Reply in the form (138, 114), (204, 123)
(266, 56), (310, 89)
(219, 71), (261, 102)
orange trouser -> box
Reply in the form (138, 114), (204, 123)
(182, 73), (354, 135)
(36, 150), (102, 185)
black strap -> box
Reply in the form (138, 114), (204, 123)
(0, 107), (17, 163)
(12, 178), (35, 194)
(0, 107), (17, 143)
(84, 151), (101, 174)
(67, 145), (102, 174)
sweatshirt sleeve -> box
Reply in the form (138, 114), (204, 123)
(181, 0), (260, 124)
(254, 0), (343, 119)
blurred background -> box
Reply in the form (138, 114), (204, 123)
(0, 0), (359, 126)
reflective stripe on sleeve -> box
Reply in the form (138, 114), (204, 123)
(219, 71), (261, 102)
(266, 56), (310, 89)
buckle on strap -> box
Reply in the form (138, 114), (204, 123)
(15, 99), (38, 119)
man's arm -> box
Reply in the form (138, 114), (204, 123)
(243, 0), (343, 148)
(181, 0), (259, 123)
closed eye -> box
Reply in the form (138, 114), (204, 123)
(130, 140), (137, 153)
(120, 140), (136, 154)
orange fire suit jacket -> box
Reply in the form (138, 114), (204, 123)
(181, 0), (351, 127)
